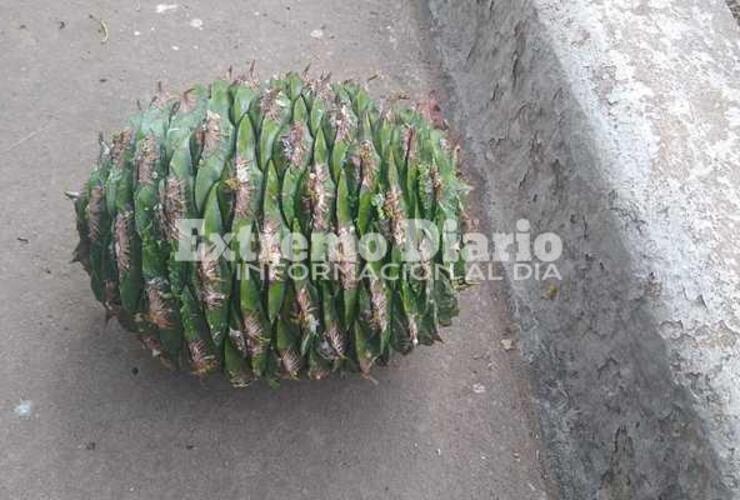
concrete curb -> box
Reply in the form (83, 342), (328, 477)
(426, 0), (740, 497)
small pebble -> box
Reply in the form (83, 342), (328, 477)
(472, 383), (486, 394)
(310, 29), (324, 39)
(155, 4), (178, 14)
(189, 18), (203, 30)
(14, 400), (33, 417)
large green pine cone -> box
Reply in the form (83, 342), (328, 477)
(72, 71), (469, 387)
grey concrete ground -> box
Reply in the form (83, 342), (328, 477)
(0, 1), (550, 499)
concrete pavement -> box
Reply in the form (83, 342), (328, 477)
(0, 1), (550, 498)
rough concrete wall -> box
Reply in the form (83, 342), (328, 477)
(425, 0), (740, 497)
(729, 0), (740, 22)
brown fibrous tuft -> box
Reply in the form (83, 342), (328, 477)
(259, 221), (282, 281)
(307, 163), (333, 232)
(332, 104), (355, 143)
(282, 122), (309, 167)
(403, 126), (417, 166)
(243, 313), (267, 356)
(146, 278), (175, 330)
(86, 186), (106, 242)
(200, 111), (222, 155)
(281, 347), (304, 378)
(114, 210), (134, 273)
(231, 60), (259, 87)
(188, 338), (218, 375)
(359, 140), (378, 188)
(136, 135), (158, 185)
(305, 73), (332, 101)
(163, 176), (187, 241)
(111, 129), (133, 169)
(229, 328), (249, 358)
(261, 88), (288, 122)
(295, 287), (317, 331)
(325, 323), (347, 359)
(197, 247), (226, 310)
(384, 188), (406, 247)
(234, 157), (255, 218)
(332, 225), (359, 290)
(369, 279), (388, 333)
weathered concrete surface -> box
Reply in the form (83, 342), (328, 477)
(0, 1), (552, 499)
(427, 0), (740, 498)
(729, 0), (740, 22)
